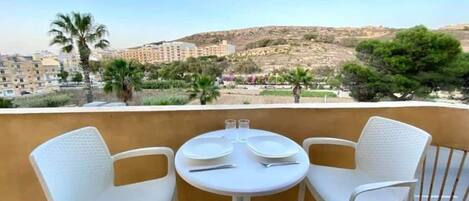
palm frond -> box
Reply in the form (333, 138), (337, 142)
(94, 39), (110, 49)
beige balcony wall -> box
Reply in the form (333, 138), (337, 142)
(0, 102), (468, 201)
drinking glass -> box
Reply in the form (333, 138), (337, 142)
(225, 119), (237, 129)
(237, 119), (250, 142)
(238, 119), (250, 129)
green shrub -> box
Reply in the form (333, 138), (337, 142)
(0, 98), (14, 108)
(142, 80), (190, 89)
(245, 39), (288, 49)
(14, 93), (71, 108)
(303, 33), (319, 41)
(143, 95), (189, 105)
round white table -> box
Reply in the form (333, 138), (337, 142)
(175, 129), (310, 201)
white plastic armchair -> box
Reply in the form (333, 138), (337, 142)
(29, 127), (177, 201)
(298, 116), (432, 201)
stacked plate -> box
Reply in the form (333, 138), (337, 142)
(246, 135), (299, 158)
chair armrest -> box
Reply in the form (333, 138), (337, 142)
(349, 179), (417, 201)
(303, 137), (357, 154)
(112, 147), (175, 176)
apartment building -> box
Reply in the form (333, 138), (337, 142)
(197, 40), (236, 57)
(0, 55), (60, 97)
(116, 40), (235, 64)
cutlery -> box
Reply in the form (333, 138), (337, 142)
(189, 164), (236, 172)
(260, 161), (299, 168)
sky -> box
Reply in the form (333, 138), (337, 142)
(1, 0), (469, 55)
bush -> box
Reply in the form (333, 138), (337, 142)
(0, 98), (14, 108)
(303, 33), (319, 41)
(13, 93), (71, 108)
(142, 80), (190, 89)
(245, 39), (288, 49)
(233, 59), (261, 74)
(143, 95), (189, 105)
(339, 37), (361, 48)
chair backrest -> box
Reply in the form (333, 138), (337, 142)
(356, 116), (432, 181)
(30, 127), (114, 201)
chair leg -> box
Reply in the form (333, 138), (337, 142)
(298, 181), (306, 201)
(172, 188), (178, 201)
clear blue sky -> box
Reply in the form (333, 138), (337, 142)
(1, 0), (468, 55)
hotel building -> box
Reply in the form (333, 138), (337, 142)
(116, 40), (235, 64)
(0, 55), (60, 97)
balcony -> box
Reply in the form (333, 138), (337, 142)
(0, 102), (468, 201)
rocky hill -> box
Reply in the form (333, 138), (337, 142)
(176, 25), (469, 73)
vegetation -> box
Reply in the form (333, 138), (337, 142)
(245, 38), (288, 49)
(340, 26), (467, 102)
(142, 80), (190, 89)
(283, 67), (314, 103)
(339, 37), (361, 48)
(260, 90), (337, 97)
(188, 75), (220, 105)
(303, 33), (319, 41)
(57, 70), (69, 83)
(71, 72), (83, 83)
(13, 93), (71, 108)
(233, 58), (261, 74)
(156, 56), (228, 81)
(0, 98), (14, 108)
(143, 95), (189, 105)
(103, 59), (144, 105)
(49, 12), (110, 103)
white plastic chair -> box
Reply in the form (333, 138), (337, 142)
(29, 127), (177, 201)
(298, 116), (432, 201)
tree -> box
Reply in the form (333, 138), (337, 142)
(103, 59), (144, 105)
(341, 25), (463, 101)
(283, 67), (314, 103)
(233, 58), (261, 74)
(49, 12), (110, 103)
(72, 72), (83, 84)
(0, 98), (14, 108)
(188, 75), (220, 105)
(57, 70), (69, 83)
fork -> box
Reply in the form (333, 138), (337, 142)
(260, 161), (299, 168)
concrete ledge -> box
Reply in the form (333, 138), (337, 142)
(0, 101), (468, 114)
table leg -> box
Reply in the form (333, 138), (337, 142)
(232, 196), (251, 201)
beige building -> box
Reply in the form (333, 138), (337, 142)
(116, 40), (235, 64)
(0, 55), (60, 97)
(197, 40), (236, 57)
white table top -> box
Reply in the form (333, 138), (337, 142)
(175, 129), (310, 197)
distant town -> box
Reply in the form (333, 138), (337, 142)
(0, 40), (236, 97)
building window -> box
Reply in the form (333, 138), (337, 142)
(0, 70), (4, 74)
(20, 78), (24, 82)
(37, 77), (40, 81)
(34, 64), (39, 68)
(2, 77), (5, 82)
(3, 84), (7, 87)
(36, 71), (39, 74)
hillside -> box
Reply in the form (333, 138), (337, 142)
(175, 25), (469, 72)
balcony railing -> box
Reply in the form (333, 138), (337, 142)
(0, 102), (467, 201)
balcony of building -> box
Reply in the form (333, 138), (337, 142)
(0, 102), (468, 201)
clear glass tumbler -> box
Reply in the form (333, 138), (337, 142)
(237, 119), (250, 141)
(238, 119), (250, 129)
(225, 119), (237, 129)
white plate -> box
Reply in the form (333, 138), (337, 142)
(182, 137), (234, 160)
(246, 135), (299, 158)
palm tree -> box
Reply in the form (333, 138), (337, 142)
(49, 12), (109, 103)
(103, 59), (144, 105)
(283, 67), (314, 103)
(188, 75), (220, 105)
